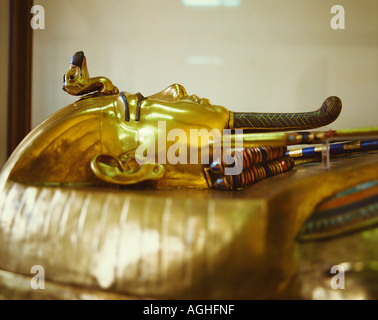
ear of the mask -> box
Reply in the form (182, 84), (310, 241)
(90, 154), (165, 185)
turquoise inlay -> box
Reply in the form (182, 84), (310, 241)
(297, 178), (378, 240)
(327, 179), (378, 200)
(309, 193), (378, 221)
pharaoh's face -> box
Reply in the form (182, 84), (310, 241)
(109, 84), (230, 141)
(8, 85), (229, 188)
(92, 84), (231, 188)
(146, 83), (213, 108)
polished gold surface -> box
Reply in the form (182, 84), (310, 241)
(90, 154), (165, 185)
(1, 51), (377, 299)
(7, 85), (231, 188)
(1, 152), (377, 299)
(52, 51), (343, 188)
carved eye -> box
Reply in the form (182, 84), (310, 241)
(68, 75), (75, 80)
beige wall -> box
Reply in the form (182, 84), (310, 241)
(0, 0), (9, 168)
(32, 0), (377, 130)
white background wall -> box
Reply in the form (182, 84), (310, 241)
(15, 0), (378, 135)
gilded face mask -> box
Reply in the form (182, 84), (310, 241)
(10, 51), (342, 190)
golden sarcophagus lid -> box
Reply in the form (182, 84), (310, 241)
(0, 52), (377, 299)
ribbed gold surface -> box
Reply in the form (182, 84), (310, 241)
(1, 152), (377, 299)
(0, 181), (267, 299)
